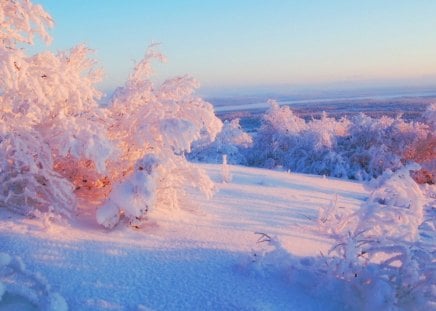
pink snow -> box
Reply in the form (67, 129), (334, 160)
(0, 164), (368, 310)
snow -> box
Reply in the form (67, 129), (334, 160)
(0, 164), (372, 310)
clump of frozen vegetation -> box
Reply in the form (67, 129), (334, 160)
(189, 118), (252, 164)
(96, 46), (222, 228)
(250, 165), (434, 310)
(317, 165), (435, 310)
(408, 103), (436, 184)
(0, 0), (222, 228)
(191, 100), (434, 183)
(250, 100), (432, 182)
(0, 252), (67, 311)
(248, 101), (350, 175)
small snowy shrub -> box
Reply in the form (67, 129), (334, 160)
(221, 155), (232, 183)
(248, 233), (296, 278)
(97, 155), (159, 229)
(423, 103), (436, 130)
(316, 165), (435, 310)
(407, 103), (436, 184)
(363, 164), (425, 241)
(248, 100), (306, 168)
(0, 252), (68, 311)
(248, 101), (350, 176)
(345, 113), (429, 180)
(189, 118), (252, 164)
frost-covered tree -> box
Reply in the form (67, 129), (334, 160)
(249, 101), (350, 175)
(345, 113), (428, 180)
(248, 100), (432, 181)
(423, 103), (436, 130)
(248, 100), (307, 168)
(0, 0), (52, 46)
(406, 103), (436, 184)
(1, 0), (76, 217)
(97, 46), (222, 228)
(0, 127), (75, 217)
(0, 0), (113, 218)
(0, 0), (223, 228)
(285, 112), (350, 177)
(189, 118), (252, 164)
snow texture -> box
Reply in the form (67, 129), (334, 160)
(0, 252), (67, 311)
(1, 164), (433, 310)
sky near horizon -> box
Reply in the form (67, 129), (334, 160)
(32, 0), (436, 95)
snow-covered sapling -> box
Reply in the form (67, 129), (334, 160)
(221, 154), (232, 183)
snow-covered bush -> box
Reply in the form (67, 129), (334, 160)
(189, 118), (252, 164)
(96, 155), (159, 229)
(423, 103), (436, 130)
(316, 166), (435, 310)
(0, 0), (222, 228)
(0, 126), (75, 217)
(345, 113), (429, 180)
(248, 100), (432, 181)
(407, 103), (436, 184)
(0, 0), (53, 47)
(96, 46), (222, 227)
(0, 0), (82, 217)
(0, 252), (67, 311)
(363, 164), (425, 241)
(1, 0), (115, 210)
(248, 101), (350, 176)
(248, 100), (307, 169)
(0, 43), (113, 213)
(248, 166), (434, 310)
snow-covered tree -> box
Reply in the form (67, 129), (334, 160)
(248, 100), (432, 181)
(94, 46), (222, 228)
(0, 0), (222, 228)
(0, 0), (113, 217)
(247, 100), (306, 168)
(189, 118), (252, 164)
(1, 0), (77, 217)
(0, 0), (52, 47)
(249, 101), (350, 176)
(407, 103), (436, 184)
(345, 113), (428, 180)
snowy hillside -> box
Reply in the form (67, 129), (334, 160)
(1, 2), (435, 310)
(0, 164), (369, 310)
(1, 164), (434, 310)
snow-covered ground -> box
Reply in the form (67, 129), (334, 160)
(0, 164), (373, 310)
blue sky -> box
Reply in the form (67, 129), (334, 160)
(33, 0), (436, 95)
